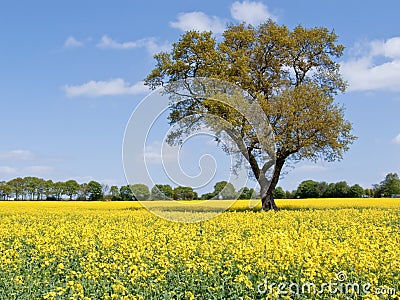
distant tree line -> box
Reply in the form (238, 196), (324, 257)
(1, 173), (399, 201)
(0, 178), (256, 201)
(274, 172), (400, 199)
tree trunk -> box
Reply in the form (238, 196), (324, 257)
(261, 158), (285, 211)
(261, 191), (279, 211)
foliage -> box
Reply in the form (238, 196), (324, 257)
(213, 181), (236, 199)
(65, 180), (80, 200)
(119, 185), (135, 201)
(130, 184), (150, 201)
(145, 20), (356, 210)
(273, 186), (286, 199)
(333, 181), (351, 198)
(173, 186), (197, 200)
(296, 180), (321, 198)
(110, 185), (120, 201)
(348, 184), (365, 198)
(151, 184), (173, 200)
(295, 180), (365, 199)
(87, 181), (103, 201)
(374, 173), (400, 197)
(237, 187), (255, 200)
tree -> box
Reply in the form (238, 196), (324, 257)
(200, 192), (217, 200)
(348, 184), (364, 198)
(0, 181), (12, 200)
(35, 178), (46, 200)
(364, 188), (374, 197)
(8, 177), (24, 200)
(375, 173), (400, 197)
(324, 183), (336, 198)
(317, 182), (329, 198)
(296, 180), (320, 198)
(110, 185), (120, 201)
(237, 187), (254, 200)
(173, 186), (197, 200)
(24, 176), (39, 200)
(151, 184), (173, 200)
(145, 21), (355, 210)
(65, 180), (80, 200)
(120, 185), (134, 201)
(213, 181), (236, 199)
(131, 184), (150, 200)
(87, 181), (103, 201)
(53, 181), (66, 200)
(285, 190), (295, 199)
(78, 183), (89, 200)
(333, 181), (350, 198)
(273, 186), (286, 199)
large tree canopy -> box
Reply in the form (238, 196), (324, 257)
(145, 20), (356, 210)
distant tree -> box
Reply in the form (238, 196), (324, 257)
(110, 185), (120, 201)
(87, 181), (103, 201)
(131, 184), (150, 200)
(120, 185), (134, 201)
(24, 176), (39, 200)
(76, 183), (89, 200)
(8, 177), (24, 200)
(213, 181), (236, 199)
(285, 190), (295, 199)
(151, 184), (173, 200)
(65, 180), (80, 200)
(35, 178), (46, 200)
(200, 192), (217, 200)
(324, 183), (336, 198)
(53, 182), (66, 200)
(334, 181), (350, 198)
(0, 181), (12, 200)
(376, 173), (400, 197)
(348, 184), (364, 198)
(273, 186), (286, 199)
(173, 186), (197, 200)
(296, 180), (320, 198)
(237, 187), (254, 200)
(364, 188), (374, 197)
(317, 182), (329, 198)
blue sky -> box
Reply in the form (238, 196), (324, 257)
(1, 0), (400, 192)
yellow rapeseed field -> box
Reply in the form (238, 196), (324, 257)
(0, 199), (399, 299)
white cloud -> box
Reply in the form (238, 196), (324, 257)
(0, 166), (17, 175)
(143, 141), (178, 164)
(0, 150), (34, 160)
(230, 1), (277, 25)
(24, 165), (53, 175)
(97, 35), (170, 54)
(170, 12), (226, 33)
(341, 37), (400, 92)
(63, 78), (149, 98)
(294, 164), (327, 173)
(64, 36), (84, 48)
(392, 134), (400, 144)
(370, 37), (400, 59)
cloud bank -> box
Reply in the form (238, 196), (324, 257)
(97, 35), (170, 54)
(341, 37), (400, 92)
(170, 12), (226, 33)
(64, 36), (84, 48)
(230, 1), (277, 24)
(64, 79), (148, 98)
